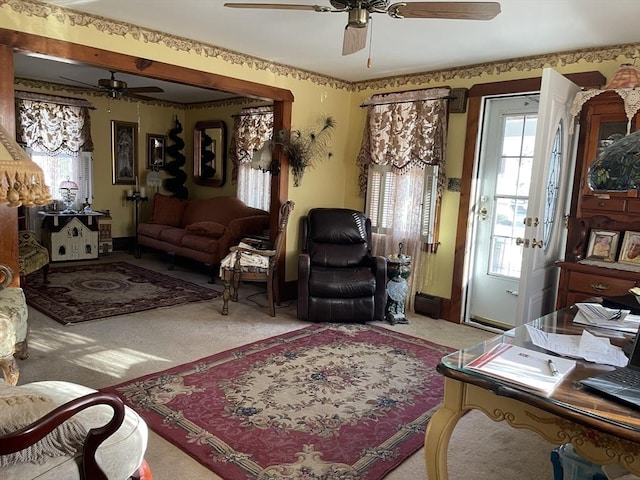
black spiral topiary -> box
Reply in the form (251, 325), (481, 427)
(163, 117), (188, 199)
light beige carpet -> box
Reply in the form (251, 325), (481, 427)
(17, 251), (555, 479)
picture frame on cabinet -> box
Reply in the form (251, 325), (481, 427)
(586, 229), (619, 262)
(618, 231), (640, 266)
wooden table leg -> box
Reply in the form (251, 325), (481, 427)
(222, 270), (231, 315)
(425, 378), (466, 480)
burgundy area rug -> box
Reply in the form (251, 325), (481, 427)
(23, 261), (219, 325)
(103, 323), (453, 480)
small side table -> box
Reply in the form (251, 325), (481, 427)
(125, 192), (148, 258)
(385, 253), (412, 325)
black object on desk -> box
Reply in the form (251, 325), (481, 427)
(602, 294), (640, 315)
(580, 332), (640, 410)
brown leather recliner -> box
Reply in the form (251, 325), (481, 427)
(297, 208), (387, 323)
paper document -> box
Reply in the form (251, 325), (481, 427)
(466, 343), (576, 393)
(574, 303), (639, 333)
(525, 325), (628, 367)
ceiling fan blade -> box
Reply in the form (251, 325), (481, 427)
(224, 3), (319, 11)
(59, 76), (99, 89)
(392, 2), (501, 20)
(126, 86), (164, 94)
(126, 92), (162, 101)
(342, 24), (368, 56)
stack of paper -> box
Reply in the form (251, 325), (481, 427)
(466, 343), (576, 393)
(525, 325), (628, 367)
(574, 303), (640, 333)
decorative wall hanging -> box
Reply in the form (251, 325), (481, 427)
(147, 134), (165, 169)
(286, 116), (335, 187)
(163, 117), (188, 199)
(111, 120), (138, 185)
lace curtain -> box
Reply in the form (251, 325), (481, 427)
(229, 106), (273, 211)
(356, 87), (449, 313)
(15, 93), (94, 154)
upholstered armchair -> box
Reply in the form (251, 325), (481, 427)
(297, 208), (387, 323)
(0, 379), (152, 480)
(0, 264), (29, 385)
(17, 230), (50, 286)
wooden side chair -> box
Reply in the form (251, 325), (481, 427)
(221, 201), (294, 317)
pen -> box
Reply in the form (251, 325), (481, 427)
(547, 359), (559, 376)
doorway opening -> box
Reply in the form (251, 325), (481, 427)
(464, 95), (539, 330)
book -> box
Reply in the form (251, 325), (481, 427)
(465, 343), (576, 393)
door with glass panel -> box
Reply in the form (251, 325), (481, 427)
(466, 69), (580, 329)
(515, 69), (581, 325)
(466, 95), (539, 328)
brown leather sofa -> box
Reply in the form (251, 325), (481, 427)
(137, 194), (269, 276)
(297, 208), (387, 323)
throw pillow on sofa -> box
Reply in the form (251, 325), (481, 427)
(149, 193), (188, 227)
(185, 221), (226, 238)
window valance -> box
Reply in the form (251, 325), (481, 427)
(356, 87), (449, 196)
(229, 105), (273, 181)
(16, 95), (94, 154)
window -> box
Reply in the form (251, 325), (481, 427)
(229, 106), (273, 212)
(357, 87), (449, 311)
(15, 92), (94, 209)
(366, 163), (440, 244)
(27, 149), (93, 208)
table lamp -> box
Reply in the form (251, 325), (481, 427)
(0, 123), (52, 208)
(59, 178), (79, 213)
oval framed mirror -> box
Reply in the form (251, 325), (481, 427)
(194, 120), (226, 187)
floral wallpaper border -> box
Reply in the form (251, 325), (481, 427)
(3, 0), (640, 94)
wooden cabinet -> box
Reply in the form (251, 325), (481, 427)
(40, 212), (102, 262)
(557, 91), (640, 308)
(556, 261), (640, 307)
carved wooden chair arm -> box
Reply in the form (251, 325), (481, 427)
(0, 263), (13, 289)
(0, 391), (126, 480)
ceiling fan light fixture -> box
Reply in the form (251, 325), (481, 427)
(347, 8), (369, 27)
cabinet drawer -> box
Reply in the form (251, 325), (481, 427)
(626, 198), (640, 214)
(568, 271), (637, 296)
(581, 197), (626, 213)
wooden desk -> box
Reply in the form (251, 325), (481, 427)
(425, 306), (640, 479)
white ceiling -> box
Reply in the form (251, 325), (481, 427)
(13, 0), (640, 102)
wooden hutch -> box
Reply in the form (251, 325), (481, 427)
(556, 90), (640, 307)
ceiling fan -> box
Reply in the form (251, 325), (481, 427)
(60, 71), (164, 100)
(224, 1), (501, 55)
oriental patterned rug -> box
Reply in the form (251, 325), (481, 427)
(103, 323), (453, 480)
(23, 261), (218, 325)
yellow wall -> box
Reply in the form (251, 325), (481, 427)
(3, 1), (639, 294)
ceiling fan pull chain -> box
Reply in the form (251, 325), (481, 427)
(367, 17), (373, 68)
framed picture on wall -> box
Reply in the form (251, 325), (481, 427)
(111, 120), (138, 185)
(618, 231), (640, 266)
(147, 134), (165, 169)
(585, 229), (619, 262)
